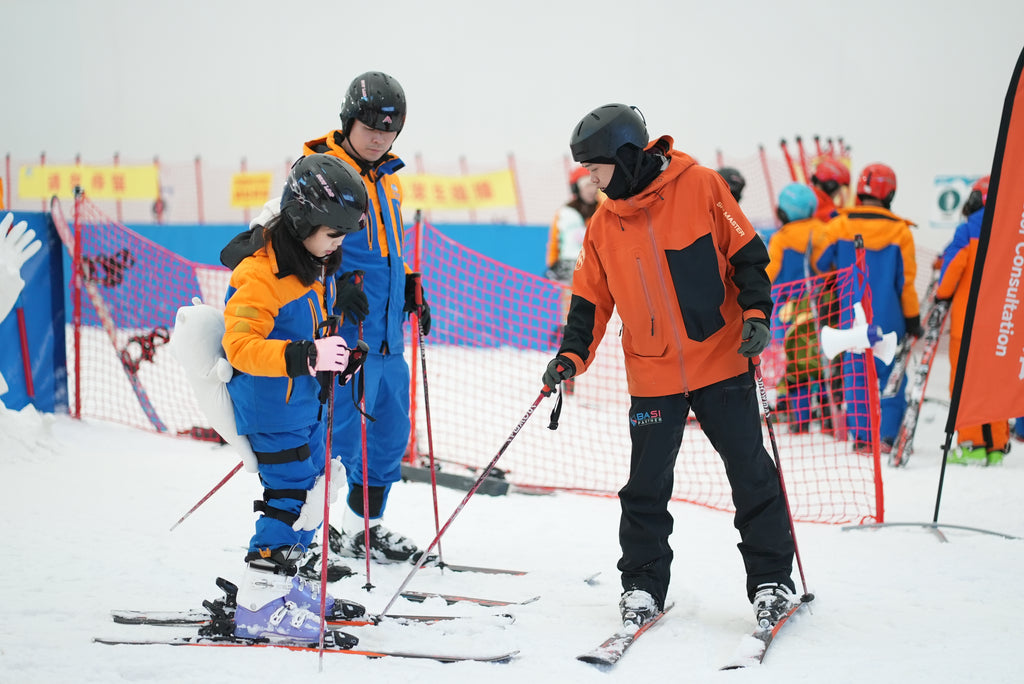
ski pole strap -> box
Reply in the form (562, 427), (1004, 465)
(348, 371), (376, 422)
(318, 314), (341, 338)
(547, 390), (564, 430)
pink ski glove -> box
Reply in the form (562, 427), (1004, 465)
(308, 336), (351, 375)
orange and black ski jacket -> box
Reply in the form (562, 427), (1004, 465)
(559, 137), (772, 396)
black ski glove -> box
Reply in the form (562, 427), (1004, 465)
(904, 315), (924, 339)
(403, 273), (431, 336)
(738, 318), (770, 357)
(335, 272), (368, 323)
(542, 355), (576, 396)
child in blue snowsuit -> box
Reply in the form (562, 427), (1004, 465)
(222, 154), (369, 640)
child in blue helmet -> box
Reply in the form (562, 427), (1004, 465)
(767, 183), (829, 433)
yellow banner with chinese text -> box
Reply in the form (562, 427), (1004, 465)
(230, 172), (274, 208)
(18, 165), (160, 200)
(401, 169), (517, 210)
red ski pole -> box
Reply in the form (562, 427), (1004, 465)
(379, 389), (550, 616)
(410, 272), (444, 568)
(169, 461), (244, 531)
(318, 315), (341, 668)
(352, 272), (374, 591)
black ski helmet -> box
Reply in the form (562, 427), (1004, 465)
(280, 154), (368, 241)
(569, 104), (649, 164)
(716, 167), (746, 202)
(340, 71), (407, 136)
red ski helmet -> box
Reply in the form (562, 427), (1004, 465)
(856, 163), (897, 207)
(811, 157), (851, 196)
(569, 165), (590, 186)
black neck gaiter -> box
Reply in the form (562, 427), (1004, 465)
(603, 146), (666, 200)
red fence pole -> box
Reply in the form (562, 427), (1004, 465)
(507, 152), (526, 225)
(194, 155), (205, 225)
(39, 151), (46, 212)
(153, 156), (165, 224)
(759, 144), (778, 221)
(459, 155), (476, 223)
(4, 153), (10, 210)
(240, 157), (249, 225)
(113, 152), (123, 223)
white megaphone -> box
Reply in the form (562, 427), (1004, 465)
(819, 302), (898, 365)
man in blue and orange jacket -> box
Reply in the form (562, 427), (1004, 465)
(302, 71), (431, 564)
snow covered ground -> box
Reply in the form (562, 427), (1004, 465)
(2, 348), (1022, 683)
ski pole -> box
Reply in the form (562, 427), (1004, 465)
(318, 314), (341, 668)
(757, 144), (777, 221)
(779, 138), (800, 182)
(410, 272), (444, 569)
(169, 461), (243, 531)
(795, 135), (811, 184)
(379, 389), (549, 616)
(751, 357), (813, 602)
(352, 272), (374, 591)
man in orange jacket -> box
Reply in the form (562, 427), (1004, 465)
(541, 103), (796, 633)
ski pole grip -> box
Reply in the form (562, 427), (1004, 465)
(411, 272), (423, 307)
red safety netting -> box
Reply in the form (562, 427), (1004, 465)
(50, 196), (885, 524)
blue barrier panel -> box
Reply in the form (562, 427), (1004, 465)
(0, 212), (67, 412)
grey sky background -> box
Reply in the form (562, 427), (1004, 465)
(3, 0), (1023, 248)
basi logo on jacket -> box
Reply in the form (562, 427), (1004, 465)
(629, 409), (663, 427)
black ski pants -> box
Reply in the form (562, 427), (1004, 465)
(617, 370), (795, 607)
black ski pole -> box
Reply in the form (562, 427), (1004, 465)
(751, 356), (814, 603)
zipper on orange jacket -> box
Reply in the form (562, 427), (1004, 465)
(641, 206), (692, 394)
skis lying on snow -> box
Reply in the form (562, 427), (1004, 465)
(720, 596), (811, 669)
(325, 525), (526, 575)
(93, 633), (518, 662)
(100, 579), (518, 663)
(399, 590), (540, 607)
(576, 603), (673, 667)
(111, 607), (515, 628)
(435, 562), (527, 576)
(111, 577), (519, 627)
